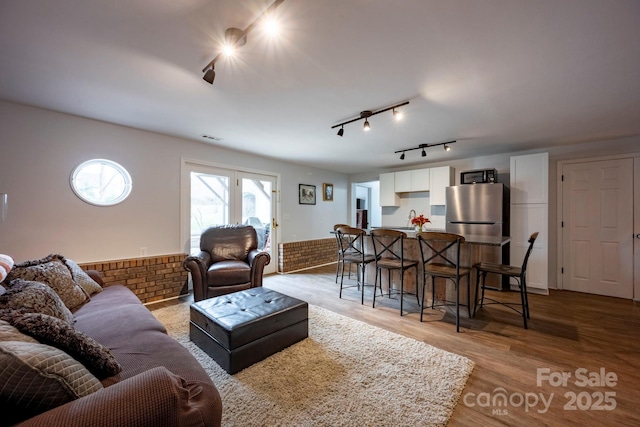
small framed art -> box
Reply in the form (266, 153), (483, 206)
(299, 184), (316, 205)
(323, 183), (334, 201)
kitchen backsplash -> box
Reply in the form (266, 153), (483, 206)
(380, 192), (446, 230)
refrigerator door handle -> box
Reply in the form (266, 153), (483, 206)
(448, 221), (499, 225)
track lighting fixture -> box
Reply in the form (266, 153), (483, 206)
(331, 101), (409, 135)
(396, 140), (456, 160)
(201, 0), (284, 85)
(393, 108), (403, 121)
(203, 64), (216, 84)
(337, 126), (344, 137)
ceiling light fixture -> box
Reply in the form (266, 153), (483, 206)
(203, 63), (216, 84)
(331, 101), (409, 135)
(393, 108), (403, 121)
(337, 126), (344, 137)
(395, 140), (456, 160)
(201, 0), (284, 85)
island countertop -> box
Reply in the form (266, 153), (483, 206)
(369, 227), (510, 246)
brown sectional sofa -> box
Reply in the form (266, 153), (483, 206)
(7, 271), (222, 426)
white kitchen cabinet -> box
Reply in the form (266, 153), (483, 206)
(510, 152), (548, 204)
(394, 168), (429, 192)
(394, 171), (412, 192)
(429, 166), (454, 205)
(510, 152), (548, 291)
(379, 172), (399, 206)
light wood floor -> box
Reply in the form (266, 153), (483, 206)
(260, 265), (640, 427)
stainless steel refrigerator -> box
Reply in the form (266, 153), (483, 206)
(445, 183), (509, 236)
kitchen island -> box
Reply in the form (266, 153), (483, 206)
(356, 229), (510, 314)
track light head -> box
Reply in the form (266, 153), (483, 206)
(400, 152), (405, 160)
(337, 126), (344, 137)
(444, 144), (451, 151)
(203, 65), (216, 84)
(363, 119), (370, 131)
(393, 108), (403, 121)
(421, 148), (427, 157)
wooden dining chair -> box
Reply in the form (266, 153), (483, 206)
(336, 226), (378, 304)
(370, 229), (419, 316)
(417, 232), (471, 332)
(473, 232), (539, 329)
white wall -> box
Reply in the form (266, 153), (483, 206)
(0, 101), (348, 263)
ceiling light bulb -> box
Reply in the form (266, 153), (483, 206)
(263, 16), (279, 36)
(393, 109), (403, 121)
(444, 144), (451, 151)
(363, 119), (370, 131)
(222, 43), (236, 57)
(400, 152), (405, 160)
(422, 148), (427, 157)
(337, 127), (344, 137)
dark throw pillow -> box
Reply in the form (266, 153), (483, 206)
(0, 310), (121, 380)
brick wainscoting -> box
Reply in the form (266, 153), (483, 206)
(278, 238), (336, 273)
(80, 254), (188, 304)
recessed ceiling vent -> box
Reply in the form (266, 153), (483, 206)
(201, 134), (223, 142)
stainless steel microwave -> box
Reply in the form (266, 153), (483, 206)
(460, 168), (497, 184)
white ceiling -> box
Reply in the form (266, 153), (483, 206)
(1, 0), (639, 174)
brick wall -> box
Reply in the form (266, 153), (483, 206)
(278, 238), (336, 273)
(80, 253), (188, 304)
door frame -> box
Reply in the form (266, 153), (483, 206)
(556, 152), (640, 299)
(180, 158), (281, 275)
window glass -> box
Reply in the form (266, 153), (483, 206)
(70, 159), (132, 206)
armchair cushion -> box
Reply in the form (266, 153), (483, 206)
(207, 260), (250, 286)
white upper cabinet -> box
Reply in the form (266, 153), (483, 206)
(394, 168), (430, 193)
(394, 171), (412, 193)
(510, 152), (549, 204)
(379, 172), (399, 206)
(429, 166), (454, 205)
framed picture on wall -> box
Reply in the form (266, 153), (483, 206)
(323, 183), (334, 201)
(299, 184), (316, 205)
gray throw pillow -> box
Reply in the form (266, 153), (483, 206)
(64, 259), (103, 296)
(6, 254), (90, 310)
(0, 279), (75, 324)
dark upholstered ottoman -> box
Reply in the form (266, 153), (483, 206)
(190, 287), (308, 374)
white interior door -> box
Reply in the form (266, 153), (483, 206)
(561, 158), (633, 298)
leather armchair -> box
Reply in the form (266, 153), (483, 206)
(183, 225), (271, 302)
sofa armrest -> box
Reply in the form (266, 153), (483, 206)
(248, 249), (271, 288)
(16, 366), (222, 427)
(183, 251), (212, 302)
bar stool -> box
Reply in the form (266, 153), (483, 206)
(370, 229), (419, 316)
(473, 232), (539, 329)
(336, 226), (378, 304)
(417, 232), (471, 333)
(333, 223), (350, 283)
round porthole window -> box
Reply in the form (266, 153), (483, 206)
(70, 159), (132, 206)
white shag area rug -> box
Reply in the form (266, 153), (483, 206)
(152, 302), (474, 427)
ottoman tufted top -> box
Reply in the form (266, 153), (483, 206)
(190, 288), (308, 350)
